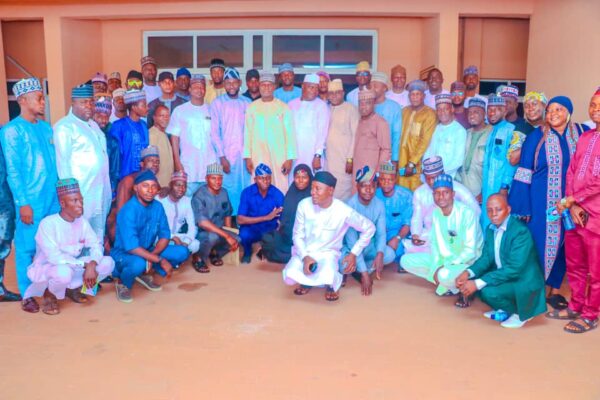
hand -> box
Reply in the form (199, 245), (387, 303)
(455, 270), (470, 288)
(360, 271), (373, 296)
(281, 160), (293, 176)
(174, 161), (185, 173)
(83, 262), (98, 289)
(345, 160), (353, 174)
(303, 255), (317, 275)
(342, 253), (357, 274)
(518, 215), (531, 223)
(220, 157), (231, 174)
(570, 204), (586, 227)
(19, 205), (34, 225)
(460, 280), (477, 297)
(312, 156), (322, 171)
(404, 164), (415, 177)
(509, 148), (521, 166)
(475, 193), (482, 205)
(372, 252), (384, 280)
(411, 234), (425, 246)
(160, 258), (173, 278)
(556, 196), (575, 214)
(387, 237), (400, 251)
(245, 158), (254, 175)
(225, 235), (239, 251)
(171, 236), (184, 246)
(267, 206), (283, 220)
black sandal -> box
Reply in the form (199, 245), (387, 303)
(210, 256), (224, 266)
(564, 318), (598, 334)
(193, 260), (210, 273)
(547, 294), (569, 310)
(546, 308), (580, 320)
(325, 287), (339, 302)
(455, 293), (474, 308)
(293, 285), (311, 296)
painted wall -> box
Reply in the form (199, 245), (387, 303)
(527, 0), (600, 122)
(2, 21), (47, 80)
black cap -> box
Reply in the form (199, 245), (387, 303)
(158, 71), (174, 82)
(209, 58), (225, 70)
(246, 69), (260, 80)
(126, 70), (143, 81)
(314, 171), (337, 188)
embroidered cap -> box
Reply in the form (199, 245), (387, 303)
(423, 156), (444, 176)
(12, 78), (43, 98)
(255, 163), (272, 176)
(206, 162), (224, 176)
(140, 145), (160, 160)
(432, 174), (453, 190)
(56, 178), (80, 197)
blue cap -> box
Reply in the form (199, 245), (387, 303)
(432, 174), (453, 190)
(278, 63), (294, 74)
(255, 163), (272, 176)
(547, 96), (573, 115)
(134, 169), (158, 185)
(487, 94), (506, 107)
(71, 84), (94, 99)
(176, 67), (191, 78)
(224, 67), (241, 81)
(12, 78), (42, 98)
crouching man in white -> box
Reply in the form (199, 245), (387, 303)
(401, 174), (482, 298)
(283, 171), (375, 301)
(23, 179), (114, 315)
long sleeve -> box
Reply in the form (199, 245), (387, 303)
(377, 119), (392, 166)
(177, 198), (198, 242)
(445, 125), (467, 178)
(567, 138), (600, 204)
(81, 218), (103, 263)
(346, 105), (360, 160)
(409, 111), (436, 165)
(391, 105), (403, 162)
(292, 201), (308, 260)
(53, 121), (74, 179)
(346, 209), (376, 256)
(452, 207), (481, 265)
(0, 125), (28, 207)
(410, 190), (424, 236)
(283, 108), (298, 161)
(243, 111), (254, 159)
(501, 131), (520, 187)
(374, 205), (387, 253)
(210, 101), (225, 158)
(468, 229), (495, 277)
(35, 219), (84, 266)
(157, 203), (171, 241)
(508, 130), (538, 217)
(315, 103), (330, 156)
(479, 226), (531, 286)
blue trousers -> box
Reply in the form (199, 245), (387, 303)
(112, 244), (189, 288)
(239, 225), (268, 256)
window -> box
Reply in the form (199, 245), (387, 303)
(272, 35), (320, 68)
(147, 36), (193, 68)
(325, 35), (373, 68)
(197, 35), (243, 68)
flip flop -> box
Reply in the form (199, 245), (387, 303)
(293, 285), (311, 296)
(325, 287), (339, 302)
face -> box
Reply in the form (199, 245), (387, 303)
(153, 107), (170, 130)
(246, 77), (260, 93)
(92, 82), (108, 94)
(328, 90), (344, 106)
(358, 98), (375, 117)
(126, 78), (143, 90)
(433, 187), (454, 210)
(451, 89), (465, 105)
(113, 96), (126, 112)
(190, 82), (206, 102)
(142, 63), (157, 82)
(259, 81), (275, 100)
(255, 175), (272, 192)
(134, 180), (159, 204)
(378, 173), (396, 195)
(355, 71), (370, 87)
(107, 78), (121, 93)
(409, 90), (425, 108)
(318, 76), (329, 94)
(425, 171), (442, 189)
(467, 106), (485, 127)
(487, 105), (506, 125)
(72, 97), (94, 121)
(159, 78), (175, 95)
(141, 156), (160, 175)
(206, 174), (223, 192)
(436, 103), (454, 125)
(132, 100), (148, 117)
(170, 180), (187, 200)
(93, 112), (110, 129)
(294, 169), (310, 191)
(391, 71), (406, 91)
(357, 180), (376, 203)
(19, 91), (46, 118)
(464, 73), (479, 91)
(371, 81), (388, 100)
(224, 79), (241, 97)
(279, 71), (294, 86)
(427, 70), (443, 92)
(545, 103), (569, 129)
(487, 195), (511, 227)
(311, 181), (333, 207)
(301, 83), (319, 101)
(176, 75), (190, 92)
(60, 192), (84, 219)
(211, 67), (225, 85)
(589, 95), (600, 125)
(504, 96), (518, 115)
(524, 99), (545, 122)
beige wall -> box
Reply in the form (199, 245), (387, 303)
(527, 0), (600, 121)
(2, 21), (47, 80)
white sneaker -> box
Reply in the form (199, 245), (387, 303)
(500, 314), (531, 328)
(483, 309), (504, 319)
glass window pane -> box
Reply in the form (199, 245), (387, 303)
(148, 36), (193, 68)
(253, 35), (263, 69)
(324, 36), (372, 69)
(273, 35), (320, 68)
(197, 36), (243, 68)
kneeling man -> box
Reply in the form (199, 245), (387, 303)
(24, 179), (114, 315)
(401, 174), (482, 296)
(455, 194), (546, 328)
(282, 171), (375, 301)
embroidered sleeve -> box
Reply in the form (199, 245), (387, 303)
(513, 167), (532, 184)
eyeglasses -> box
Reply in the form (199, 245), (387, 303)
(127, 79), (143, 88)
(356, 72), (370, 77)
(452, 91), (464, 96)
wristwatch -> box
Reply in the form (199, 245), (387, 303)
(314, 154), (322, 159)
(395, 235), (403, 241)
(407, 162), (416, 170)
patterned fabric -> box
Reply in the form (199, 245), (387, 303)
(513, 167), (533, 184)
(123, 89), (146, 105)
(72, 84), (94, 98)
(12, 78), (42, 97)
(577, 131), (600, 180)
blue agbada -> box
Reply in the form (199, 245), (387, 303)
(0, 116), (59, 294)
(274, 86), (302, 104)
(0, 141), (15, 296)
(375, 99), (403, 162)
(375, 185), (413, 259)
(100, 123), (121, 198)
(508, 125), (579, 289)
(481, 120), (517, 228)
(109, 116), (149, 179)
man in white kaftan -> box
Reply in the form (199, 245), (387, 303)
(53, 84), (111, 242)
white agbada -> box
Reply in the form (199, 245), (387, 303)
(167, 101), (217, 183)
(385, 90), (410, 108)
(157, 195), (199, 253)
(53, 111), (111, 241)
(288, 97), (330, 175)
(283, 197), (375, 291)
(424, 89), (450, 109)
(423, 120), (467, 178)
(404, 180), (480, 254)
(24, 214), (114, 299)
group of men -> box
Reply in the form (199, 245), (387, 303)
(1, 55), (599, 335)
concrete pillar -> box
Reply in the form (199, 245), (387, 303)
(0, 22), (9, 124)
(43, 15), (66, 124)
(437, 10), (459, 82)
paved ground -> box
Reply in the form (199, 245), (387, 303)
(1, 253), (599, 400)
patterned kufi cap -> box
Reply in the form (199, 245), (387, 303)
(56, 178), (80, 197)
(423, 156), (444, 176)
(12, 78), (42, 98)
(432, 174), (453, 190)
(123, 89), (146, 105)
(206, 162), (224, 176)
(140, 145), (160, 160)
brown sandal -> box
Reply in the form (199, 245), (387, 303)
(42, 296), (60, 316)
(65, 288), (88, 304)
(21, 297), (40, 313)
(293, 285), (311, 296)
(325, 288), (339, 302)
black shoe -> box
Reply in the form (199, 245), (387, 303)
(101, 276), (114, 283)
(241, 254), (251, 264)
(0, 290), (22, 302)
